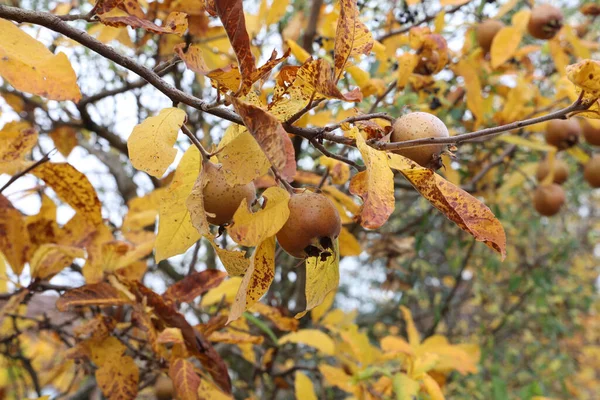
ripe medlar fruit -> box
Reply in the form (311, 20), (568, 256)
(582, 121), (600, 146)
(203, 161), (256, 225)
(533, 184), (566, 216)
(536, 158), (569, 184)
(583, 155), (600, 188)
(276, 191), (341, 259)
(391, 112), (450, 169)
(527, 4), (564, 40)
(414, 34), (448, 75)
(476, 20), (505, 53)
(545, 119), (580, 150)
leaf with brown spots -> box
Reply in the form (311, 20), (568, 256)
(388, 154), (506, 259)
(169, 358), (201, 400)
(214, 0), (256, 93)
(229, 97), (296, 181)
(32, 162), (103, 226)
(99, 11), (189, 36)
(297, 59), (363, 102)
(349, 129), (395, 229)
(0, 194), (31, 275)
(334, 0), (374, 81)
(163, 269), (228, 306)
(0, 19), (81, 102)
(227, 236), (276, 323)
(174, 43), (210, 74)
(0, 122), (38, 169)
(56, 282), (134, 312)
(49, 125), (78, 158)
(96, 355), (139, 400)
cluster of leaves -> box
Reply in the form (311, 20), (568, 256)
(0, 0), (599, 399)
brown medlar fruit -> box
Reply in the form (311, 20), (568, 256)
(476, 20), (505, 53)
(276, 191), (341, 259)
(533, 184), (566, 216)
(203, 161), (256, 225)
(527, 4), (564, 40)
(391, 112), (450, 169)
(536, 158), (569, 184)
(582, 121), (600, 146)
(545, 119), (580, 150)
(414, 34), (449, 75)
(154, 375), (174, 400)
(583, 155), (600, 188)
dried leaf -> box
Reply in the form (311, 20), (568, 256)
(96, 355), (139, 400)
(251, 302), (299, 331)
(169, 358), (201, 400)
(156, 146), (202, 261)
(128, 107), (187, 178)
(0, 194), (30, 275)
(29, 244), (85, 280)
(163, 270), (228, 305)
(49, 125), (78, 157)
(228, 236), (276, 322)
(99, 12), (188, 36)
(157, 328), (185, 344)
(56, 282), (133, 312)
(229, 187), (290, 247)
(297, 58), (363, 102)
(230, 97), (297, 180)
(279, 329), (335, 355)
(0, 122), (38, 166)
(334, 0), (374, 81)
(388, 154), (506, 259)
(0, 19), (81, 102)
(349, 130), (395, 229)
(33, 162), (103, 226)
(208, 330), (264, 345)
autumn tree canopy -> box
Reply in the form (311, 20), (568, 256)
(0, 0), (599, 399)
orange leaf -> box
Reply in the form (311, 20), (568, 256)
(252, 302), (299, 331)
(49, 125), (78, 157)
(0, 194), (30, 275)
(169, 358), (201, 400)
(334, 0), (374, 81)
(56, 282), (133, 311)
(96, 355), (139, 400)
(388, 154), (506, 259)
(163, 269), (228, 305)
(99, 12), (188, 36)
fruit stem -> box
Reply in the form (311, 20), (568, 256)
(270, 166), (295, 193)
(182, 124), (211, 161)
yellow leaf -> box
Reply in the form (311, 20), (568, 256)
(349, 129), (395, 229)
(0, 195), (29, 275)
(566, 146), (590, 164)
(128, 107), (187, 178)
(564, 26), (590, 60)
(228, 236), (275, 322)
(434, 10), (446, 33)
(165, 11), (189, 36)
(567, 59), (600, 102)
(30, 244), (85, 280)
(49, 125), (78, 158)
(441, 154), (460, 185)
(311, 289), (336, 323)
(319, 365), (354, 393)
(96, 355), (139, 400)
(252, 302), (300, 331)
(453, 59), (484, 122)
(388, 154), (506, 259)
(266, 0), (290, 25)
(490, 26), (522, 68)
(333, 0), (373, 81)
(229, 187), (290, 247)
(318, 156), (351, 184)
(422, 373), (445, 400)
(169, 358), (200, 400)
(33, 162), (103, 225)
(511, 9), (531, 32)
(340, 325), (380, 364)
(393, 373), (420, 400)
(0, 122), (37, 168)
(0, 19), (81, 102)
(299, 239), (340, 318)
(285, 39), (311, 63)
(295, 372), (317, 400)
(200, 277), (243, 306)
(279, 329), (335, 355)
(207, 238), (249, 276)
(208, 330), (264, 345)
(549, 38), (569, 76)
(198, 379), (233, 400)
(493, 0), (519, 19)
(185, 163), (212, 238)
(419, 335), (479, 374)
(381, 336), (414, 356)
(338, 226), (361, 256)
(397, 52), (419, 89)
(400, 306), (421, 347)
(156, 146), (202, 261)
(216, 125), (271, 186)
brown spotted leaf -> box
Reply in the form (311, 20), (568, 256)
(227, 236), (276, 323)
(297, 59), (363, 102)
(163, 269), (228, 306)
(32, 162), (103, 225)
(169, 358), (201, 400)
(56, 282), (133, 312)
(334, 0), (374, 81)
(96, 355), (139, 400)
(388, 154), (506, 259)
(0, 122), (38, 165)
(99, 12), (188, 36)
(214, 0), (256, 93)
(229, 97), (296, 180)
(0, 194), (30, 275)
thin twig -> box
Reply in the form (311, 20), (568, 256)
(0, 150), (54, 194)
(368, 80), (397, 113)
(181, 125), (211, 160)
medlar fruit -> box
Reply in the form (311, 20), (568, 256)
(527, 4), (564, 40)
(154, 375), (174, 400)
(582, 121), (600, 146)
(203, 161), (256, 225)
(536, 158), (569, 184)
(545, 119), (580, 150)
(583, 155), (600, 188)
(391, 112), (450, 169)
(276, 191), (341, 259)
(533, 184), (566, 216)
(476, 20), (505, 53)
